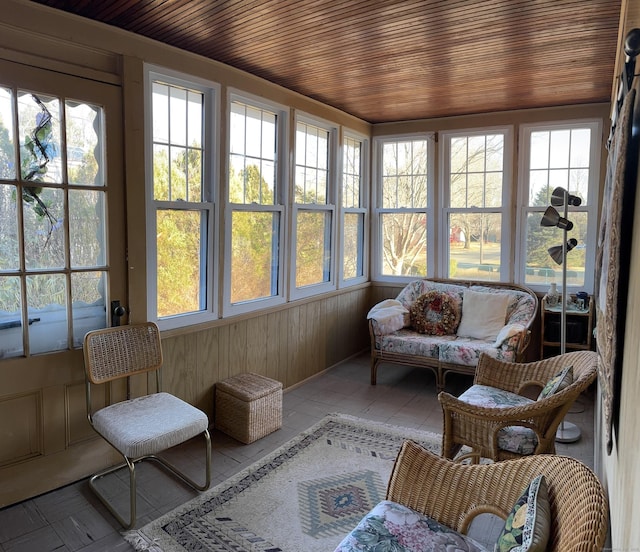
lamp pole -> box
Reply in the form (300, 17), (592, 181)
(556, 191), (581, 443)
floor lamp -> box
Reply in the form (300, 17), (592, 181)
(541, 186), (582, 443)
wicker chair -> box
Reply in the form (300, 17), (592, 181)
(439, 350), (598, 462)
(83, 322), (211, 529)
(385, 440), (608, 552)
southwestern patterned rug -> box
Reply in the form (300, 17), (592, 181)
(124, 413), (441, 552)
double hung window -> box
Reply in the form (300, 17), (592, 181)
(147, 69), (218, 328)
(374, 136), (434, 278)
(340, 133), (367, 284)
(225, 96), (286, 315)
(292, 117), (337, 297)
(441, 128), (512, 281)
(519, 122), (600, 292)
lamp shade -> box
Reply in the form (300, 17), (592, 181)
(541, 206), (574, 230)
(551, 186), (582, 207)
(548, 238), (578, 265)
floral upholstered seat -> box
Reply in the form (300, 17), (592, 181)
(333, 500), (488, 552)
(456, 384), (538, 456)
(336, 440), (609, 552)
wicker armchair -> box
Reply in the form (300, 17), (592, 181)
(386, 440), (608, 552)
(439, 350), (598, 462)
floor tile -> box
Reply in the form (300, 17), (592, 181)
(0, 351), (595, 550)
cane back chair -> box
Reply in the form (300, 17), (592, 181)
(83, 322), (211, 529)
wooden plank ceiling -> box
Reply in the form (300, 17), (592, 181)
(30, 0), (622, 124)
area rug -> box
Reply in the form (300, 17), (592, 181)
(124, 413), (442, 552)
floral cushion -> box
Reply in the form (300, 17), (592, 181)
(494, 476), (551, 552)
(458, 385), (538, 455)
(438, 338), (517, 367)
(377, 329), (446, 358)
(410, 290), (462, 335)
(538, 365), (573, 399)
(334, 500), (489, 552)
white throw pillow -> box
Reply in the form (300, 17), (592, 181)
(493, 323), (525, 347)
(457, 289), (510, 341)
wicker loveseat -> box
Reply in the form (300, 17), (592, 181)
(334, 439), (608, 552)
(368, 279), (538, 391)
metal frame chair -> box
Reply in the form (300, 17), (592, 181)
(83, 322), (211, 529)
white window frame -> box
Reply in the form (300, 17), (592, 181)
(144, 65), (220, 330)
(516, 119), (601, 294)
(222, 90), (289, 317)
(339, 130), (369, 287)
(290, 113), (338, 300)
(439, 126), (514, 281)
(372, 133), (435, 282)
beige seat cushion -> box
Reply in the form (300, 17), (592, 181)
(92, 392), (208, 458)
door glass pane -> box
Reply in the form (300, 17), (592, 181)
(231, 211), (279, 303)
(0, 276), (23, 358)
(0, 184), (19, 269)
(65, 101), (104, 187)
(157, 209), (205, 317)
(18, 92), (61, 183)
(27, 273), (67, 355)
(69, 189), (106, 268)
(0, 87), (15, 179)
(71, 271), (107, 347)
(23, 186), (65, 269)
(380, 212), (427, 276)
(296, 210), (331, 287)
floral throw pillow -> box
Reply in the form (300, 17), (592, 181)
(410, 290), (462, 336)
(494, 475), (550, 552)
(538, 365), (573, 400)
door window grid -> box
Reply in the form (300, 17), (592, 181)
(0, 86), (108, 357)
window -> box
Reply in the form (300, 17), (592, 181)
(374, 135), (434, 278)
(340, 133), (368, 285)
(441, 128), (512, 281)
(292, 117), (337, 298)
(225, 95), (287, 315)
(0, 87), (109, 356)
(146, 68), (218, 329)
(519, 121), (600, 293)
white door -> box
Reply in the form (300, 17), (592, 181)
(0, 58), (127, 506)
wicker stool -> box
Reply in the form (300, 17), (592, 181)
(215, 373), (283, 444)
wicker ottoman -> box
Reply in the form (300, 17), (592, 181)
(215, 372), (283, 444)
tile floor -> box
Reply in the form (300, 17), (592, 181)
(0, 352), (596, 552)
